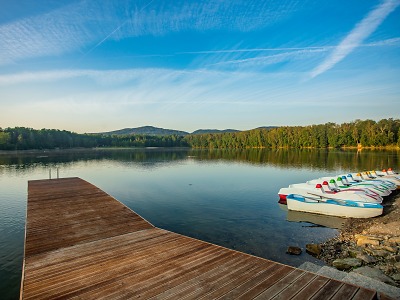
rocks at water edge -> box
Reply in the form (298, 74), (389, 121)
(286, 246), (302, 255)
(356, 253), (377, 264)
(317, 192), (400, 287)
(353, 266), (396, 285)
(319, 233), (400, 286)
(355, 234), (380, 246)
(306, 243), (321, 256)
(332, 258), (362, 270)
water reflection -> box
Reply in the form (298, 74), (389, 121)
(190, 148), (399, 171)
(0, 148), (398, 173)
(279, 203), (345, 229)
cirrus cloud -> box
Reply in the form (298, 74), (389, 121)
(310, 0), (400, 78)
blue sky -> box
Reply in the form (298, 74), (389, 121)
(0, 0), (399, 133)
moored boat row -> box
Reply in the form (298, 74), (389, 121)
(278, 168), (399, 219)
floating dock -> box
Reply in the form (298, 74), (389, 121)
(21, 177), (382, 299)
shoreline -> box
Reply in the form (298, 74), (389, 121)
(316, 190), (400, 287)
(0, 145), (399, 154)
(0, 147), (192, 155)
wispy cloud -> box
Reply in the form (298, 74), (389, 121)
(0, 67), (298, 107)
(180, 37), (399, 71)
(179, 37), (400, 55)
(0, 69), (177, 86)
(0, 1), (120, 64)
(1, 66), (398, 132)
(126, 0), (301, 34)
(364, 37), (400, 47)
(207, 49), (327, 69)
(4, 66), (397, 110)
(310, 0), (400, 78)
(0, 0), (303, 65)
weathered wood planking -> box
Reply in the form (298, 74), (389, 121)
(20, 177), (379, 299)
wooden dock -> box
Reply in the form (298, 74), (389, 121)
(21, 177), (381, 299)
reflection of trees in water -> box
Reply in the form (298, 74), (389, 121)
(189, 149), (399, 171)
(0, 148), (398, 174)
(0, 149), (192, 175)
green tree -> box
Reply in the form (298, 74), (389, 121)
(0, 131), (11, 148)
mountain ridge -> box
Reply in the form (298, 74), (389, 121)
(99, 126), (188, 136)
(98, 125), (277, 136)
(191, 129), (239, 135)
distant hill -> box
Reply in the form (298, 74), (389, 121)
(100, 126), (189, 136)
(191, 129), (239, 135)
(98, 126), (278, 136)
(256, 126), (278, 130)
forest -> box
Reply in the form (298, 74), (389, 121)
(0, 119), (399, 150)
(0, 128), (188, 150)
(185, 119), (400, 149)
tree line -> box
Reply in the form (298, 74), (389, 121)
(0, 119), (399, 150)
(184, 119), (400, 149)
(0, 127), (188, 150)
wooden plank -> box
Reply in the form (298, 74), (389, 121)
(24, 231), (179, 282)
(217, 264), (286, 299)
(235, 265), (295, 299)
(20, 178), (380, 300)
(253, 268), (305, 299)
(351, 287), (378, 300)
(24, 178), (154, 257)
(197, 261), (275, 299)
(182, 259), (273, 300)
(310, 279), (344, 299)
(80, 248), (233, 299)
(25, 228), (167, 265)
(146, 254), (251, 299)
(24, 239), (211, 299)
(290, 276), (330, 300)
(267, 271), (317, 299)
(330, 284), (359, 300)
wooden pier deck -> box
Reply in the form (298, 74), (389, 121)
(21, 177), (381, 299)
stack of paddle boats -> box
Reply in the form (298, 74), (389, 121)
(278, 168), (399, 219)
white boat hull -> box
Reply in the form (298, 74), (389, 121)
(286, 194), (383, 218)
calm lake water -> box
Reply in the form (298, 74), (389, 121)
(0, 148), (399, 299)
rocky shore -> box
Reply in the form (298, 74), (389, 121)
(315, 190), (400, 287)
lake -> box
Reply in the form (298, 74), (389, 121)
(1, 148), (399, 299)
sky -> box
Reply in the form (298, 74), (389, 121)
(0, 0), (399, 133)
